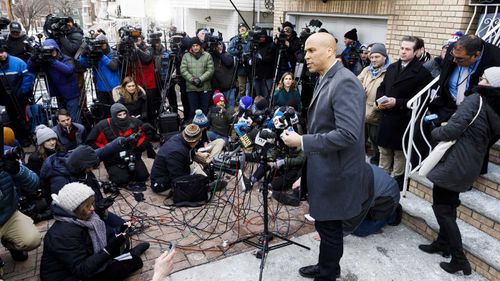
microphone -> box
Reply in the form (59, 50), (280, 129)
(234, 122), (253, 148)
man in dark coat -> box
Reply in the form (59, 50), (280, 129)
(282, 32), (373, 281)
(376, 36), (432, 181)
(5, 22), (32, 62)
(52, 108), (86, 151)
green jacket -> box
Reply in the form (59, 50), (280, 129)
(180, 51), (214, 92)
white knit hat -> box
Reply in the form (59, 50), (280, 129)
(52, 182), (95, 213)
(483, 67), (500, 88)
(35, 125), (58, 145)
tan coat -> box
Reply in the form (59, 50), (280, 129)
(358, 66), (386, 125)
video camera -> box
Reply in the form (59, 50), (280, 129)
(43, 14), (72, 39)
(117, 25), (142, 56)
(147, 31), (162, 45)
(205, 28), (223, 54)
(0, 17), (11, 51)
(80, 32), (107, 66)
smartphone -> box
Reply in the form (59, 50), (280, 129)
(376, 95), (389, 104)
(167, 241), (176, 254)
(304, 214), (315, 222)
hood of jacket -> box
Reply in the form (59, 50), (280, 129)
(477, 86), (500, 134)
(66, 145), (100, 174)
(42, 39), (62, 55)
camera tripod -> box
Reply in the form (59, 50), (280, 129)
(230, 147), (310, 281)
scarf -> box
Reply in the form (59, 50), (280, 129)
(54, 212), (107, 254)
(369, 62), (388, 78)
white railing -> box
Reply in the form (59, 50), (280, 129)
(401, 2), (500, 197)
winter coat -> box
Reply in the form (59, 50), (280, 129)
(272, 88), (302, 112)
(27, 149), (56, 176)
(0, 54), (34, 101)
(357, 65), (387, 125)
(341, 41), (363, 75)
(428, 87), (500, 192)
(367, 164), (400, 220)
(429, 40), (500, 123)
(276, 32), (303, 74)
(125, 44), (156, 90)
(0, 164), (39, 225)
(6, 34), (32, 62)
(207, 106), (234, 137)
(27, 39), (80, 100)
(40, 205), (113, 281)
(376, 58), (432, 149)
(211, 50), (236, 91)
(228, 34), (252, 76)
(52, 122), (87, 151)
(423, 57), (443, 78)
(58, 25), (84, 58)
(111, 86), (148, 120)
(80, 51), (121, 92)
(254, 39), (276, 80)
(181, 51), (214, 92)
(150, 134), (193, 188)
(302, 61), (373, 222)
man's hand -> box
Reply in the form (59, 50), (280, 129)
(377, 97), (396, 109)
(152, 249), (176, 281)
(292, 177), (301, 190)
(281, 130), (302, 148)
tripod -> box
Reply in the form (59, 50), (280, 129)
(230, 146), (310, 281)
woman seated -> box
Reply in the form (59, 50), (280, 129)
(112, 76), (148, 122)
(27, 125), (65, 176)
(41, 182), (149, 281)
(272, 72), (302, 112)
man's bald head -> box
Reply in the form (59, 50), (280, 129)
(304, 33), (337, 75)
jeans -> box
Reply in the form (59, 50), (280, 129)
(207, 130), (228, 143)
(253, 78), (273, 99)
(222, 88), (236, 109)
(65, 97), (81, 123)
(187, 91), (210, 120)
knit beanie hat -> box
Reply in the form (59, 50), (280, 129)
(192, 109), (209, 128)
(191, 37), (202, 48)
(3, 127), (15, 146)
(213, 91), (225, 105)
(96, 33), (108, 42)
(239, 96), (253, 110)
(182, 124), (202, 143)
(282, 21), (294, 30)
(110, 103), (128, 118)
(344, 28), (358, 41)
(483, 67), (500, 87)
(52, 182), (95, 213)
(35, 125), (58, 145)
(370, 43), (387, 57)
(67, 145), (100, 174)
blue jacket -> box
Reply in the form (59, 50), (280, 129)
(28, 39), (80, 100)
(0, 163), (40, 225)
(79, 51), (120, 92)
(0, 54), (34, 99)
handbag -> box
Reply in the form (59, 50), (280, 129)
(418, 96), (483, 177)
(171, 174), (209, 207)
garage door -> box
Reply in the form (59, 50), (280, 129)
(287, 13), (388, 54)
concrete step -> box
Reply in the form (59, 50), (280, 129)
(474, 162), (500, 200)
(490, 141), (500, 165)
(409, 173), (500, 241)
(401, 193), (500, 280)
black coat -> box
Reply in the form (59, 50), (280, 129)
(376, 58), (432, 149)
(428, 87), (500, 192)
(429, 40), (500, 122)
(150, 134), (193, 189)
(40, 205), (113, 281)
(6, 34), (32, 62)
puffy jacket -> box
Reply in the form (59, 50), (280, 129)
(272, 88), (302, 112)
(125, 43), (156, 90)
(40, 205), (113, 281)
(58, 25), (84, 58)
(207, 106), (234, 137)
(428, 87), (500, 192)
(80, 51), (120, 92)
(52, 122), (87, 151)
(150, 134), (192, 190)
(27, 39), (80, 100)
(0, 54), (34, 100)
(0, 164), (39, 225)
(181, 51), (214, 92)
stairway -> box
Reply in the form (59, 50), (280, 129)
(401, 141), (500, 280)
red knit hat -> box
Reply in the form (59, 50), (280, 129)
(213, 91), (225, 105)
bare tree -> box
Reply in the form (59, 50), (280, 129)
(53, 0), (80, 17)
(12, 0), (49, 33)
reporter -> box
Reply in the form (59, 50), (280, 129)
(41, 183), (148, 281)
(112, 77), (148, 121)
(272, 72), (302, 111)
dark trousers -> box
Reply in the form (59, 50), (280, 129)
(92, 255), (143, 281)
(315, 220), (343, 281)
(95, 91), (113, 119)
(106, 159), (150, 186)
(187, 91), (210, 120)
(433, 185), (460, 207)
(146, 88), (161, 125)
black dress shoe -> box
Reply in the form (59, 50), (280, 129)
(299, 264), (320, 278)
(130, 242), (150, 256)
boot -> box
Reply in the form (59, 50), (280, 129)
(437, 205), (471, 276)
(8, 249), (28, 261)
(272, 188), (300, 206)
(418, 205), (450, 257)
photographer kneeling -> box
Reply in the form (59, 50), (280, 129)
(86, 103), (152, 191)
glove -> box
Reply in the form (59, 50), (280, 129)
(120, 134), (140, 149)
(3, 159), (20, 175)
(104, 234), (127, 257)
(192, 77), (202, 87)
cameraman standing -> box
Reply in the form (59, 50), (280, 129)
(274, 22), (303, 85)
(5, 22), (32, 62)
(79, 33), (121, 118)
(228, 23), (252, 100)
(28, 39), (81, 122)
(211, 42), (236, 108)
(0, 48), (35, 147)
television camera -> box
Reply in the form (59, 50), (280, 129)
(147, 31), (162, 45)
(0, 17), (11, 44)
(205, 28), (223, 54)
(43, 14), (72, 39)
(80, 31), (108, 66)
(117, 25), (142, 56)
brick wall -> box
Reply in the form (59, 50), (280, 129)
(274, 0), (475, 60)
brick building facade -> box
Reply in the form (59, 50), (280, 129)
(273, 0), (474, 61)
